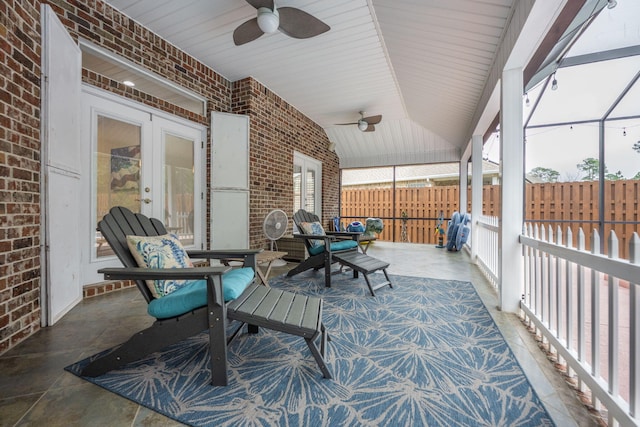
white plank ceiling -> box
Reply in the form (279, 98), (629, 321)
(103, 0), (517, 168)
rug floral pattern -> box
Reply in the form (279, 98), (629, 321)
(67, 273), (554, 426)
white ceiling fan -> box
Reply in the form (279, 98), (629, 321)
(336, 111), (382, 132)
(233, 0), (330, 46)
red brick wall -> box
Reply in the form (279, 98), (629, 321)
(231, 78), (340, 248)
(0, 0), (339, 354)
(0, 0), (42, 354)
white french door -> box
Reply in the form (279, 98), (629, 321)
(81, 87), (205, 284)
(293, 152), (322, 217)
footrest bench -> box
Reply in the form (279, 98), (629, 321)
(227, 283), (331, 379)
(332, 251), (393, 296)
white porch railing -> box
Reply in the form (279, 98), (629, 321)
(475, 215), (499, 289)
(520, 225), (640, 427)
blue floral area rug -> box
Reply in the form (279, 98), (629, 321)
(66, 273), (554, 426)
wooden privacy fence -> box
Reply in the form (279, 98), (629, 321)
(341, 180), (640, 258)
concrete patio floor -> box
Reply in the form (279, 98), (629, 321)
(0, 242), (599, 426)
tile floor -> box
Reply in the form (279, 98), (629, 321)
(0, 242), (599, 426)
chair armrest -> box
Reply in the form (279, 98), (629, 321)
(187, 248), (263, 259)
(293, 233), (335, 242)
(326, 231), (362, 241)
(187, 249), (262, 271)
(97, 266), (232, 281)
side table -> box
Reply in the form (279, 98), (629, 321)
(222, 250), (287, 286)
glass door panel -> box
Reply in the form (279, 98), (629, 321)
(293, 152), (321, 218)
(293, 164), (302, 212)
(95, 115), (142, 258)
(305, 169), (316, 212)
(82, 88), (204, 286)
(164, 132), (195, 246)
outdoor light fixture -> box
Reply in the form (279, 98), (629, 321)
(607, 0), (617, 9)
(358, 120), (369, 131)
(623, 128), (627, 136)
(551, 73), (558, 91)
(123, 80), (135, 87)
(257, 7), (279, 33)
(525, 92), (530, 107)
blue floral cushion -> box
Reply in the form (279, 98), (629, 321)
(127, 234), (196, 298)
(299, 221), (326, 248)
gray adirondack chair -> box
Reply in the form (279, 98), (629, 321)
(80, 207), (331, 385)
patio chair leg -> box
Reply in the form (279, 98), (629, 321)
(207, 275), (229, 386)
(305, 329), (332, 379)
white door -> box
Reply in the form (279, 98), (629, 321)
(81, 89), (205, 284)
(41, 5), (82, 325)
(293, 152), (322, 216)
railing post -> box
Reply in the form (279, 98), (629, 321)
(576, 228), (586, 392)
(534, 224), (541, 318)
(471, 135), (483, 262)
(630, 232), (640, 418)
(555, 226), (564, 366)
(547, 225), (555, 350)
(540, 225), (547, 325)
(565, 227), (574, 378)
(608, 231), (619, 402)
(590, 229), (602, 410)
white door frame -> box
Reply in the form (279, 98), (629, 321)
(293, 151), (322, 216)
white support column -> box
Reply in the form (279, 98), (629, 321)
(471, 134), (483, 262)
(459, 152), (470, 214)
(499, 67), (524, 313)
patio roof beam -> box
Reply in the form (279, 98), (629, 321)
(525, 114), (640, 130)
(560, 45), (640, 68)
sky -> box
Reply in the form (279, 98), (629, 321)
(483, 1), (640, 181)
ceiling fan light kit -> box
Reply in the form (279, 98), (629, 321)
(337, 111), (382, 132)
(257, 7), (279, 33)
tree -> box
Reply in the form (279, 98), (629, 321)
(605, 170), (624, 180)
(633, 140), (640, 153)
(528, 167), (560, 182)
(633, 171), (640, 180)
(576, 157), (606, 181)
(563, 171), (582, 182)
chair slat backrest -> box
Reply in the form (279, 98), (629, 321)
(98, 206), (167, 303)
(293, 210), (322, 251)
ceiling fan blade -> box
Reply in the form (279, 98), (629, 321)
(233, 18), (264, 46)
(335, 122), (358, 126)
(277, 7), (330, 39)
(245, 0), (273, 9)
(363, 115), (382, 125)
(363, 125), (375, 132)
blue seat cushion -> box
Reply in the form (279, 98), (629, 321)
(147, 267), (254, 319)
(308, 239), (358, 256)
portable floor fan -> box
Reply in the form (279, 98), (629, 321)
(263, 209), (288, 266)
